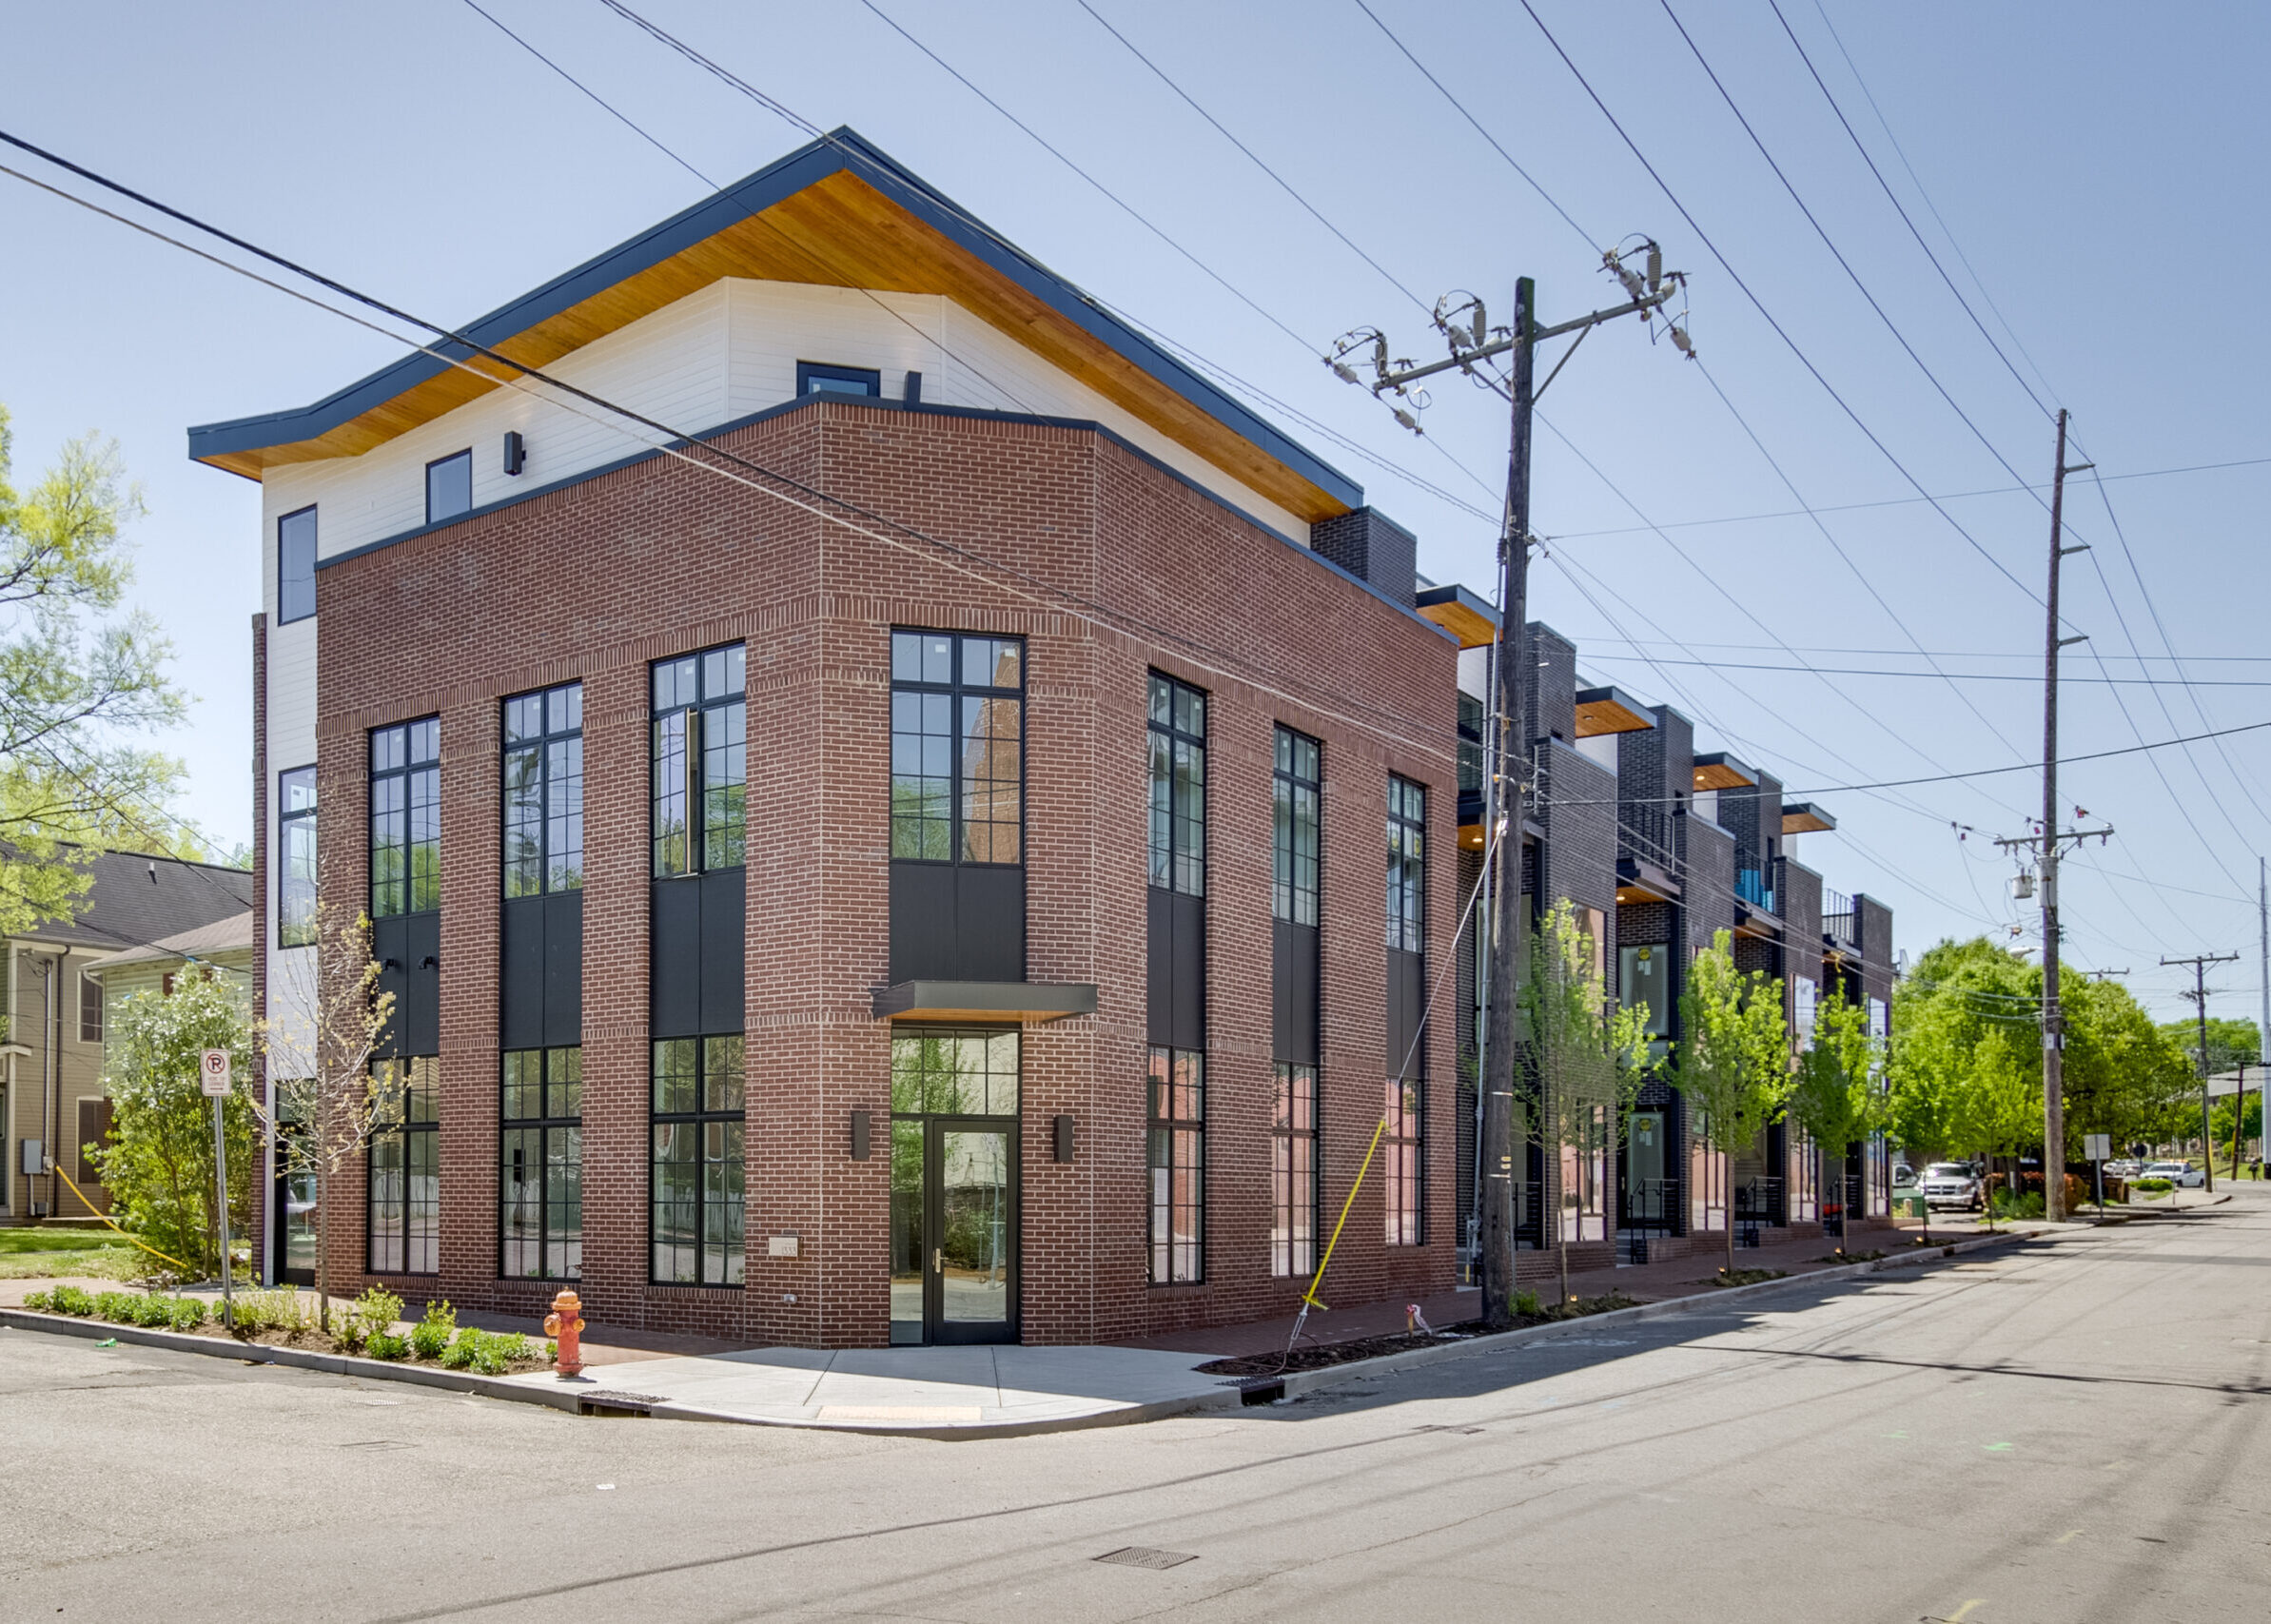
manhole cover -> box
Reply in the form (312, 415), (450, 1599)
(1094, 1547), (1198, 1571)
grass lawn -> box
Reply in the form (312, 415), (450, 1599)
(0, 1227), (144, 1281)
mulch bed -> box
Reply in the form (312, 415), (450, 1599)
(1199, 1294), (1643, 1377)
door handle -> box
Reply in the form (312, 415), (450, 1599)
(932, 1247), (942, 1274)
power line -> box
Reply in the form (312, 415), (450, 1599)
(1513, 0), (2044, 609)
(1603, 656), (2271, 688)
(0, 137), (1455, 764)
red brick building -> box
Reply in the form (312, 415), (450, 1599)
(199, 130), (1466, 1345)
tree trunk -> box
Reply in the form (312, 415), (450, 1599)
(314, 1164), (330, 1333)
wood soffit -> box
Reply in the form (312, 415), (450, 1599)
(198, 172), (1348, 523)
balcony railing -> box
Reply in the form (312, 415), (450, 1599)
(1618, 799), (1674, 871)
(1823, 888), (1858, 949)
(1735, 864), (1776, 914)
(1622, 1174), (1681, 1233)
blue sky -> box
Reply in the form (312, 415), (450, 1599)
(3, 1), (2266, 1021)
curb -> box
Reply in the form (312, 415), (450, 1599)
(0, 1308), (584, 1415)
(1261, 1226), (2045, 1403)
(0, 1226), (2052, 1439)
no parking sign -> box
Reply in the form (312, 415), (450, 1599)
(200, 1048), (231, 1098)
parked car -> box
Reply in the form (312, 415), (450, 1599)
(2143, 1161), (2205, 1188)
(2104, 1158), (2144, 1178)
(1891, 1164), (1917, 1189)
(1921, 1162), (1985, 1211)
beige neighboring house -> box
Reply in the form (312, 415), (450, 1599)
(1, 851), (255, 1223)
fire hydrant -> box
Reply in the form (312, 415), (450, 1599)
(543, 1288), (585, 1379)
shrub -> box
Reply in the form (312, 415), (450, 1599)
(1991, 1189), (2046, 1220)
(364, 1331), (409, 1361)
(2133, 1177), (2173, 1196)
(49, 1284), (95, 1316)
(1511, 1288), (1543, 1319)
(229, 1285), (313, 1339)
(21, 1288), (52, 1312)
(411, 1300), (456, 1360)
(438, 1330), (477, 1370)
(467, 1331), (530, 1376)
(166, 1297), (209, 1331)
(335, 1287), (404, 1355)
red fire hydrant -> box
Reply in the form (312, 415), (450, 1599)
(543, 1288), (585, 1379)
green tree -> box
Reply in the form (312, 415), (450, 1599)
(0, 406), (191, 934)
(255, 893), (394, 1330)
(90, 972), (256, 1276)
(1788, 983), (1883, 1249)
(1521, 900), (1655, 1305)
(2155, 1014), (2259, 1078)
(1671, 929), (1791, 1273)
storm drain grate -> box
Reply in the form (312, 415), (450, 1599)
(1094, 1547), (1199, 1571)
(578, 1390), (665, 1416)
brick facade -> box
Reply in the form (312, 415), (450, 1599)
(297, 400), (1459, 1344)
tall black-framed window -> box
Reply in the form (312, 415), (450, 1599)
(279, 765), (318, 947)
(891, 630), (1024, 865)
(1148, 675), (1207, 894)
(501, 1047), (580, 1280)
(1147, 1046), (1204, 1283)
(371, 719), (440, 918)
(797, 362), (881, 397)
(1384, 1077), (1422, 1245)
(369, 1056), (439, 1274)
(653, 644), (746, 876)
(1273, 728), (1321, 924)
(426, 449), (472, 524)
(504, 683), (583, 896)
(1271, 1062), (1317, 1277)
(1387, 775), (1426, 953)
(277, 506), (317, 624)
(651, 1035), (745, 1285)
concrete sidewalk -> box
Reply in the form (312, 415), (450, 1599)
(501, 1343), (1237, 1438)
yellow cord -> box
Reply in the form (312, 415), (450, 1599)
(1299, 1110), (1392, 1313)
(50, 1164), (198, 1274)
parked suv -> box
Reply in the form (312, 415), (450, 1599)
(2143, 1160), (2205, 1188)
(1921, 1163), (1985, 1211)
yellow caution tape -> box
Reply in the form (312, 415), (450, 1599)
(50, 1163), (198, 1274)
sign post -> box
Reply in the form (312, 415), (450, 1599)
(201, 1049), (234, 1328)
(2084, 1132), (2111, 1216)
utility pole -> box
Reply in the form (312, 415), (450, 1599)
(1329, 246), (1689, 1330)
(2162, 950), (2239, 1193)
(2259, 856), (2267, 1177)
(2037, 408), (2093, 1222)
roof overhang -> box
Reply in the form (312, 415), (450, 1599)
(1693, 752), (1758, 792)
(186, 130), (1362, 525)
(1413, 583), (1500, 649)
(1781, 801), (1836, 835)
(1573, 686), (1656, 738)
(871, 979), (1097, 1025)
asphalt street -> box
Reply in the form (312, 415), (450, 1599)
(5, 1193), (2266, 1624)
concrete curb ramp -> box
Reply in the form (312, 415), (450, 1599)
(0, 1227), (2057, 1439)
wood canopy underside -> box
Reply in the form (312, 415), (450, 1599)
(203, 172), (1346, 523)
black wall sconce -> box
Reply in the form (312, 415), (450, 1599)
(1053, 1114), (1074, 1164)
(850, 1109), (871, 1161)
(502, 430), (525, 476)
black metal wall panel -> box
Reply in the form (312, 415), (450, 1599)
(699, 868), (745, 1032)
(1146, 887), (1204, 1051)
(500, 896), (546, 1051)
(1387, 946), (1424, 1080)
(543, 890), (583, 1048)
(372, 914), (407, 1056)
(1273, 917), (1320, 1066)
(955, 867), (1026, 981)
(650, 875), (701, 1038)
(889, 864), (956, 983)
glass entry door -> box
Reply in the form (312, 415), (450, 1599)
(891, 1119), (1018, 1345)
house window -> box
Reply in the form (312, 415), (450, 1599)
(279, 765), (318, 947)
(503, 683), (583, 896)
(1384, 1078), (1422, 1244)
(78, 972), (102, 1044)
(796, 362), (881, 398)
(1273, 728), (1321, 925)
(1147, 1046), (1204, 1283)
(652, 644), (746, 877)
(1147, 675), (1207, 895)
(277, 506), (317, 624)
(651, 1035), (745, 1285)
(1387, 775), (1426, 953)
(368, 1056), (439, 1275)
(426, 450), (473, 524)
(370, 719), (440, 918)
(501, 1047), (581, 1281)
(890, 630), (1024, 864)
(1271, 1062), (1317, 1277)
